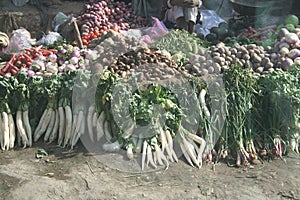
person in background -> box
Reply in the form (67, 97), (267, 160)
(163, 0), (201, 33)
(132, 0), (163, 22)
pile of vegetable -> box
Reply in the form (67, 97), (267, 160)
(77, 0), (148, 46)
(187, 42), (275, 76)
(1, 47), (57, 77)
(151, 30), (209, 66)
(85, 70), (207, 170)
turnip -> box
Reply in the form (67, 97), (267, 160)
(285, 33), (299, 44)
(16, 110), (29, 148)
(48, 53), (57, 63)
(46, 62), (58, 74)
(287, 48), (300, 59)
(27, 69), (35, 77)
(69, 57), (79, 65)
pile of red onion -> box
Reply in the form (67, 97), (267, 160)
(77, 0), (148, 37)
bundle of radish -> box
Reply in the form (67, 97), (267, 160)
(33, 73), (60, 143)
(78, 0), (149, 46)
(70, 70), (91, 148)
(178, 127), (206, 168)
(93, 70), (207, 170)
(57, 71), (77, 147)
(10, 71), (34, 148)
(86, 73), (101, 143)
(0, 76), (16, 150)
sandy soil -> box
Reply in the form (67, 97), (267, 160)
(0, 141), (300, 200)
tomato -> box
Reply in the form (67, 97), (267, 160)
(82, 38), (88, 45)
(91, 34), (97, 39)
(94, 30), (100, 36)
(112, 27), (119, 32)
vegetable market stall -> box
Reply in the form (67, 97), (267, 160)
(0, 0), (299, 175)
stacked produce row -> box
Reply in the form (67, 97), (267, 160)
(0, 0), (299, 171)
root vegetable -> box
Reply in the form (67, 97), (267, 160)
(92, 111), (98, 128)
(63, 105), (73, 147)
(146, 145), (157, 169)
(2, 112), (9, 150)
(182, 136), (200, 168)
(34, 108), (52, 142)
(49, 111), (59, 143)
(43, 109), (55, 142)
(199, 89), (210, 118)
(96, 111), (105, 141)
(72, 112), (86, 148)
(22, 110), (32, 147)
(8, 114), (15, 149)
(102, 140), (121, 152)
(179, 142), (194, 167)
(57, 107), (65, 146)
(104, 121), (112, 142)
(127, 146), (134, 160)
(159, 127), (167, 152)
(16, 110), (29, 148)
(135, 137), (143, 153)
(160, 129), (174, 162)
(0, 116), (3, 149)
(87, 105), (95, 142)
(141, 140), (148, 170)
(74, 111), (84, 138)
(71, 113), (78, 138)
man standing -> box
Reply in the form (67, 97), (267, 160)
(164, 0), (201, 33)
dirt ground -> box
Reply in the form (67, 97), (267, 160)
(0, 141), (300, 200)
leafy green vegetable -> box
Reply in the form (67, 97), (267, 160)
(151, 30), (209, 66)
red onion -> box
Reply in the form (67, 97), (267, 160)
(78, 0), (149, 38)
